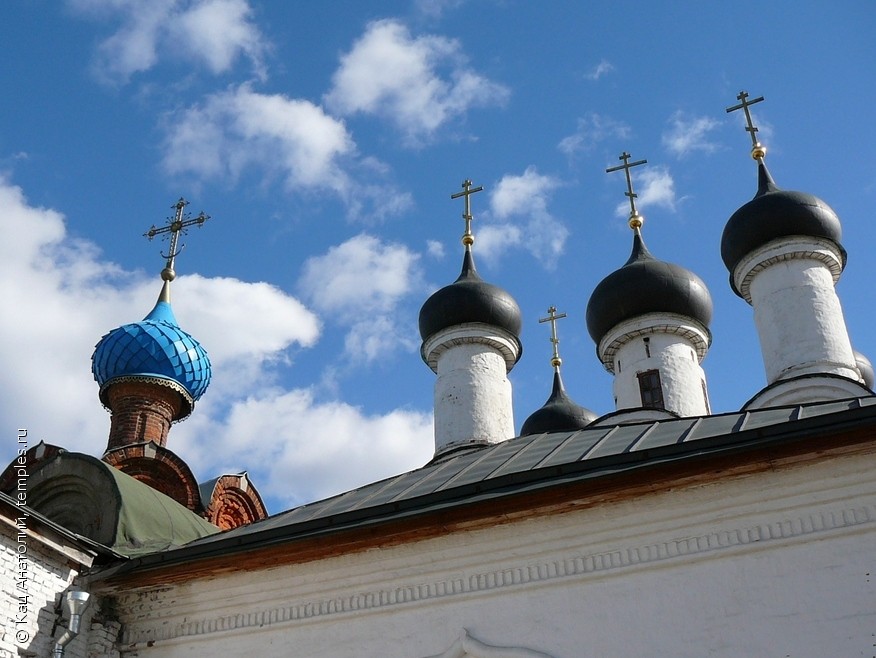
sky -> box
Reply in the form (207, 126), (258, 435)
(1, 1), (875, 514)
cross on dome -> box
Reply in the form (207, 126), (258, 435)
(538, 306), (568, 371)
(450, 179), (484, 247)
(144, 198), (210, 286)
(606, 152), (647, 230)
(726, 90), (766, 161)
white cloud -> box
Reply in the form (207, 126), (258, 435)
(614, 167), (677, 217)
(478, 167), (568, 268)
(162, 84), (411, 221)
(584, 59), (614, 81)
(191, 388), (434, 508)
(558, 113), (631, 156)
(663, 111), (720, 156)
(0, 177), (433, 510)
(298, 234), (424, 362)
(163, 84), (353, 190)
(175, 0), (267, 76)
(69, 0), (268, 83)
(324, 19), (509, 144)
(426, 240), (445, 259)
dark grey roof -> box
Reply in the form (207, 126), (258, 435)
(419, 249), (522, 345)
(721, 162), (845, 292)
(586, 231), (713, 344)
(96, 395), (876, 576)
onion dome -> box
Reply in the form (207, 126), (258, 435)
(92, 282), (211, 418)
(721, 162), (846, 294)
(419, 249), (522, 345)
(586, 230), (713, 344)
(521, 371), (596, 436)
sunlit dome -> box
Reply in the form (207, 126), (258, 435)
(92, 295), (211, 417)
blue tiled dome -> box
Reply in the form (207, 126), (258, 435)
(92, 298), (211, 410)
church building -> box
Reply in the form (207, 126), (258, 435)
(2, 92), (874, 657)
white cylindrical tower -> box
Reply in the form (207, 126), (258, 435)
(419, 180), (523, 458)
(586, 153), (713, 424)
(586, 228), (713, 422)
(721, 115), (870, 407)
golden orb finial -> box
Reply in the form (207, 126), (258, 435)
(726, 91), (767, 162)
(539, 306), (567, 374)
(144, 198), (210, 288)
(607, 152), (647, 228)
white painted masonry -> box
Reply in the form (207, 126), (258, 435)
(96, 445), (876, 658)
(0, 517), (83, 657)
(598, 313), (711, 417)
(422, 324), (520, 456)
(734, 236), (861, 391)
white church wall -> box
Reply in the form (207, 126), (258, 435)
(105, 447), (876, 658)
(0, 520), (82, 658)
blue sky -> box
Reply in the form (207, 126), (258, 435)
(2, 1), (874, 513)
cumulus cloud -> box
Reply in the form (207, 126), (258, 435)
(69, 0), (268, 83)
(298, 234), (424, 362)
(662, 111), (720, 156)
(162, 84), (411, 221)
(613, 167), (677, 218)
(192, 388), (433, 508)
(163, 84), (353, 190)
(477, 167), (568, 268)
(558, 113), (631, 157)
(324, 19), (509, 144)
(0, 178), (433, 510)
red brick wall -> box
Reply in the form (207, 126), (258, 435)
(105, 380), (183, 450)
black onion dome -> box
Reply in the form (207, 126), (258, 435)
(419, 249), (523, 342)
(520, 371), (596, 436)
(721, 162), (845, 287)
(586, 231), (713, 344)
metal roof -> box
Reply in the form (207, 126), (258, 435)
(175, 396), (876, 551)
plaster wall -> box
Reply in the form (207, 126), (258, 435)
(430, 340), (516, 455)
(106, 448), (876, 658)
(0, 522), (81, 658)
(740, 242), (858, 386)
(612, 333), (708, 416)
(599, 315), (710, 417)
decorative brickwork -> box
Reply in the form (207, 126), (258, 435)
(102, 443), (202, 512)
(202, 474), (268, 530)
(104, 379), (184, 451)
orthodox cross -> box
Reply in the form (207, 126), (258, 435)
(606, 152), (647, 229)
(539, 306), (568, 371)
(144, 198), (210, 281)
(451, 179), (484, 246)
(726, 90), (766, 160)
